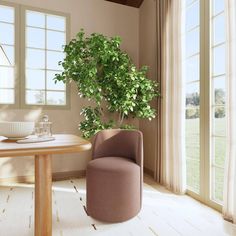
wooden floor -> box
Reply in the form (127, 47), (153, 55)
(0, 175), (236, 236)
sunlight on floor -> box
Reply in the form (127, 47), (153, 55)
(0, 176), (235, 236)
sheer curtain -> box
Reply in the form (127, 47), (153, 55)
(223, 0), (236, 223)
(158, 0), (186, 194)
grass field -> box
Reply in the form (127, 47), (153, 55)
(186, 117), (226, 202)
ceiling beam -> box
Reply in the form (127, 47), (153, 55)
(106, 0), (144, 8)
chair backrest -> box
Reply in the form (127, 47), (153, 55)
(92, 129), (143, 167)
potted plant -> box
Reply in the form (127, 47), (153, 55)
(55, 29), (160, 139)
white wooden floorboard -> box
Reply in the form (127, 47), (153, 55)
(0, 185), (33, 236)
(0, 177), (235, 236)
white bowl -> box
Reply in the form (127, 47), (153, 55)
(0, 121), (35, 139)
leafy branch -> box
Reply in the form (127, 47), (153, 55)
(55, 29), (160, 138)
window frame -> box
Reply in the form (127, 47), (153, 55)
(184, 0), (224, 212)
(0, 1), (71, 110)
(0, 0), (20, 109)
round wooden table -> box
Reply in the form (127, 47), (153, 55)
(0, 134), (92, 236)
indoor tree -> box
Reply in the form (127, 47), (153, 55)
(55, 29), (160, 139)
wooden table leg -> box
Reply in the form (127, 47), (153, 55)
(35, 154), (52, 236)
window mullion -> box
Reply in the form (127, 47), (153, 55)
(45, 14), (47, 105)
(15, 3), (20, 108)
(20, 5), (26, 108)
(199, 0), (211, 204)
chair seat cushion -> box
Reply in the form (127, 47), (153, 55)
(86, 157), (141, 222)
(87, 156), (139, 174)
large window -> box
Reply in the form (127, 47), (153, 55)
(182, 0), (227, 209)
(0, 2), (69, 108)
(0, 4), (15, 104)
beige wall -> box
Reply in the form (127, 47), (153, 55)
(139, 0), (158, 175)
(0, 0), (139, 178)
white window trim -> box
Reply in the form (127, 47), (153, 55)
(0, 1), (71, 110)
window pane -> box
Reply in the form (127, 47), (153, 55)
(0, 67), (14, 88)
(185, 112), (200, 131)
(212, 167), (224, 202)
(47, 30), (65, 51)
(26, 90), (45, 104)
(185, 55), (199, 83)
(0, 48), (10, 66)
(213, 0), (224, 16)
(214, 107), (226, 135)
(214, 137), (226, 167)
(0, 5), (14, 23)
(27, 27), (45, 49)
(213, 76), (225, 105)
(46, 15), (65, 31)
(186, 28), (200, 57)
(212, 44), (225, 76)
(47, 51), (64, 70)
(185, 0), (195, 6)
(0, 22), (14, 45)
(186, 113), (200, 193)
(26, 49), (45, 69)
(214, 110), (226, 136)
(0, 88), (14, 104)
(186, 135), (200, 160)
(26, 11), (45, 28)
(212, 13), (225, 46)
(185, 1), (199, 31)
(47, 71), (65, 90)
(186, 83), (200, 107)
(186, 134), (200, 158)
(46, 91), (66, 105)
(186, 159), (200, 192)
(0, 45), (14, 66)
(214, 105), (225, 118)
(186, 105), (200, 119)
(26, 69), (45, 90)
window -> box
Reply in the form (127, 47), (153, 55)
(0, 4), (16, 104)
(0, 2), (69, 108)
(24, 10), (67, 106)
(183, 0), (200, 193)
(182, 0), (227, 209)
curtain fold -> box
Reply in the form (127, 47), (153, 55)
(223, 0), (236, 224)
(157, 0), (186, 194)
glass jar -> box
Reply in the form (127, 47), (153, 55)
(37, 115), (52, 138)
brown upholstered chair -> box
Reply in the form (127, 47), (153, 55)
(86, 129), (143, 223)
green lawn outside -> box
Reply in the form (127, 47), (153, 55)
(186, 118), (226, 202)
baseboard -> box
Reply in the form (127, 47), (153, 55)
(0, 175), (35, 184)
(53, 170), (86, 181)
(0, 170), (86, 185)
(144, 167), (154, 178)
(1, 168), (153, 184)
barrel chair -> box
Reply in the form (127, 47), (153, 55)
(86, 129), (143, 223)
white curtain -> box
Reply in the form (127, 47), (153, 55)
(223, 0), (236, 223)
(159, 0), (186, 194)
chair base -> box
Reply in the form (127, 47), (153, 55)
(86, 157), (142, 223)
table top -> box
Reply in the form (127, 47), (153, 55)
(0, 134), (92, 158)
